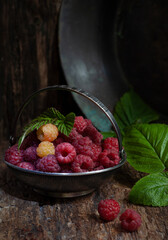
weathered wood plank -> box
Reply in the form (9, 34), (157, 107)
(0, 141), (168, 240)
(0, 0), (63, 141)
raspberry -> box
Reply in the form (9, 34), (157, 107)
(53, 137), (64, 147)
(85, 119), (92, 126)
(65, 128), (82, 143)
(99, 149), (120, 168)
(120, 209), (142, 232)
(72, 137), (93, 157)
(55, 143), (76, 164)
(98, 199), (120, 221)
(60, 165), (73, 173)
(20, 131), (40, 150)
(103, 137), (119, 151)
(5, 144), (23, 165)
(91, 143), (102, 161)
(36, 154), (61, 172)
(74, 116), (87, 133)
(83, 124), (103, 145)
(71, 154), (94, 172)
(23, 146), (38, 162)
(94, 165), (104, 171)
(36, 123), (59, 142)
(36, 141), (55, 158)
(17, 162), (35, 170)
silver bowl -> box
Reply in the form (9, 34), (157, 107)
(4, 85), (126, 198)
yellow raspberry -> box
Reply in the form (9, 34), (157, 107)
(36, 123), (59, 142)
(36, 141), (55, 158)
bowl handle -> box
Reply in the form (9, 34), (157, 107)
(9, 85), (125, 159)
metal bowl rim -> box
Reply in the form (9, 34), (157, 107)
(3, 156), (126, 177)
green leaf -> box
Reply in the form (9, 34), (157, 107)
(113, 90), (159, 133)
(18, 108), (75, 148)
(63, 112), (76, 136)
(129, 172), (168, 206)
(123, 124), (168, 173)
(101, 131), (116, 140)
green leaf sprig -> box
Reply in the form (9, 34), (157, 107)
(102, 90), (168, 206)
(18, 107), (75, 149)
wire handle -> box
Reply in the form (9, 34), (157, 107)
(9, 85), (125, 158)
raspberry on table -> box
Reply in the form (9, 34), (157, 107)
(71, 154), (94, 172)
(83, 124), (103, 145)
(99, 149), (120, 168)
(103, 137), (119, 151)
(36, 123), (59, 142)
(36, 154), (61, 172)
(5, 144), (23, 165)
(74, 116), (87, 133)
(55, 142), (76, 164)
(36, 141), (55, 158)
(23, 146), (38, 162)
(120, 209), (142, 232)
(98, 199), (120, 221)
(17, 162), (35, 170)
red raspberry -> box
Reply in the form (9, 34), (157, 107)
(20, 131), (40, 150)
(55, 142), (76, 164)
(60, 165), (73, 173)
(120, 209), (142, 232)
(74, 116), (87, 133)
(65, 128), (82, 143)
(23, 146), (38, 162)
(72, 137), (93, 157)
(53, 137), (64, 147)
(103, 137), (119, 151)
(71, 154), (94, 172)
(83, 124), (103, 145)
(94, 165), (104, 171)
(17, 162), (35, 170)
(99, 149), (120, 168)
(98, 199), (120, 221)
(36, 154), (61, 172)
(91, 143), (102, 161)
(5, 144), (23, 165)
(85, 119), (92, 126)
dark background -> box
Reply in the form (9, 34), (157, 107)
(1, 0), (168, 142)
(0, 0), (81, 142)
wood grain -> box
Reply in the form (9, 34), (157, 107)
(0, 141), (168, 240)
(0, 0), (66, 141)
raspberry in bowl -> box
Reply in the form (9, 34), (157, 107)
(3, 85), (126, 197)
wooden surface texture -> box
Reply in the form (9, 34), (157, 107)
(0, 141), (168, 240)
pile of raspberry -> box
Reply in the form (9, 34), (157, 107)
(98, 199), (142, 232)
(5, 116), (121, 173)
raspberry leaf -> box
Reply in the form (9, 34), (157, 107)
(113, 90), (159, 134)
(101, 131), (116, 140)
(18, 108), (75, 148)
(123, 124), (168, 173)
(57, 112), (76, 136)
(129, 172), (168, 206)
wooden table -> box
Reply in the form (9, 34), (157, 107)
(0, 141), (168, 240)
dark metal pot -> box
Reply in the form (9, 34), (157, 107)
(59, 0), (168, 125)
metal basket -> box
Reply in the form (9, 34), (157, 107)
(4, 85), (126, 198)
